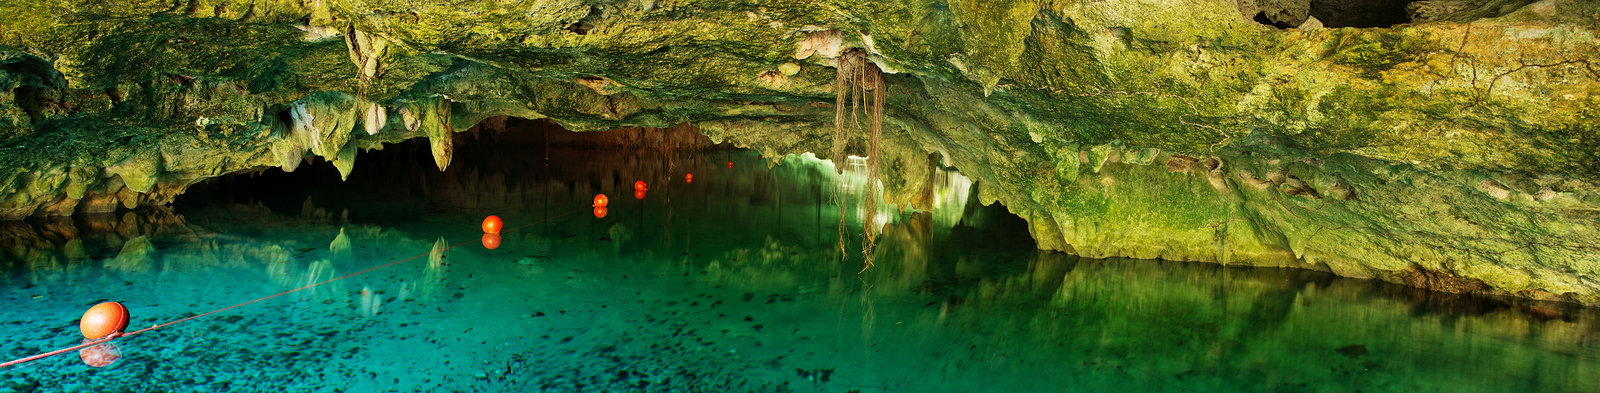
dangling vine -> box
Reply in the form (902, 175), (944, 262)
(833, 48), (886, 273)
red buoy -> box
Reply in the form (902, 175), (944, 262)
(80, 302), (129, 340)
(685, 173), (693, 184)
(634, 180), (647, 191)
(482, 215), (503, 234)
(481, 233), (502, 250)
(727, 161), (733, 169)
(593, 194), (609, 207)
(634, 189), (647, 200)
(593, 206), (608, 218)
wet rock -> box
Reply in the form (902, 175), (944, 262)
(0, 0), (1598, 306)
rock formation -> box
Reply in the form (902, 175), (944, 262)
(0, 0), (1597, 303)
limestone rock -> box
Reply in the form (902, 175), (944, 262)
(0, 0), (1597, 306)
(363, 104), (386, 136)
(342, 25), (389, 82)
(1252, 0), (1311, 27)
(1296, 15), (1324, 31)
(1406, 0), (1540, 23)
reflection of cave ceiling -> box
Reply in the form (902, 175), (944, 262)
(1, 0), (1599, 304)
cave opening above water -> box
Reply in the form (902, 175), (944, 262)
(176, 117), (733, 219)
(175, 117), (1035, 254)
(8, 118), (1597, 392)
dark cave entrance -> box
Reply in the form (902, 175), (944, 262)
(1309, 0), (1413, 28)
(1246, 0), (1415, 29)
(175, 117), (1034, 254)
(1254, 11), (1300, 29)
(176, 117), (729, 220)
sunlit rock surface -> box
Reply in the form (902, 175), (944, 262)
(0, 0), (1598, 303)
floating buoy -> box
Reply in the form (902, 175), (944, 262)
(593, 206), (608, 218)
(727, 161), (733, 169)
(685, 173), (693, 184)
(78, 340), (122, 368)
(481, 233), (502, 250)
(634, 189), (647, 200)
(80, 302), (129, 340)
(482, 215), (503, 234)
(634, 180), (647, 191)
(593, 194), (609, 207)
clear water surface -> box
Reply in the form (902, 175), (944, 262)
(2, 130), (1597, 392)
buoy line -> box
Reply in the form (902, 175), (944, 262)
(1, 208), (583, 369)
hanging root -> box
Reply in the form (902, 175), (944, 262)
(834, 48), (886, 273)
(834, 180), (849, 261)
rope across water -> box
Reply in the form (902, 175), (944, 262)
(1, 209), (579, 369)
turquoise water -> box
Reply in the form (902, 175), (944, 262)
(2, 133), (1598, 392)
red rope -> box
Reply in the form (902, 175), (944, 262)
(1, 209), (578, 369)
(0, 335), (121, 368)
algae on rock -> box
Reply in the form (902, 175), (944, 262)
(0, 0), (1598, 304)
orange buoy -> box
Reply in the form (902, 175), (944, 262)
(481, 233), (502, 250)
(482, 215), (503, 234)
(634, 180), (647, 191)
(634, 189), (647, 200)
(80, 302), (129, 340)
(593, 194), (609, 207)
(685, 173), (693, 184)
(78, 341), (122, 368)
(593, 206), (608, 218)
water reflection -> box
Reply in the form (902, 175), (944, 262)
(1, 209), (194, 286)
(698, 216), (1600, 391)
(0, 123), (1595, 392)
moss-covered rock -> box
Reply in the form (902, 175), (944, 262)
(0, 0), (1597, 303)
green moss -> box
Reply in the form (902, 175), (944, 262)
(1050, 142), (1081, 185)
(0, 0), (1597, 303)
(1012, 11), (1109, 95)
(944, 0), (1041, 90)
(1323, 29), (1439, 80)
(1286, 84), (1395, 152)
(1520, 105), (1600, 179)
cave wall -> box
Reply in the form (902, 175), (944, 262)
(0, 0), (1598, 303)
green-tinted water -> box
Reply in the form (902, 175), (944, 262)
(1, 131), (1597, 392)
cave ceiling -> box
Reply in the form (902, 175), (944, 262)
(1, 0), (1599, 304)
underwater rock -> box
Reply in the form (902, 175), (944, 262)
(109, 236), (156, 273)
(329, 227), (353, 260)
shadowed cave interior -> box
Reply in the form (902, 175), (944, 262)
(172, 116), (1586, 324)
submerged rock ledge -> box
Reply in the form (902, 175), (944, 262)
(1, 0), (1597, 303)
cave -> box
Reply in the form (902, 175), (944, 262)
(2, 0), (1599, 389)
(1245, 0), (1544, 29)
(1245, 0), (1413, 28)
(1309, 0), (1414, 28)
